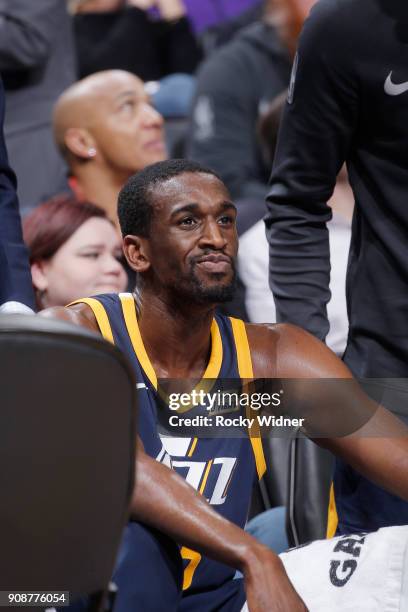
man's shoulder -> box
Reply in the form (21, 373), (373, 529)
(40, 302), (100, 334)
(245, 322), (300, 379)
(304, 0), (374, 38)
(295, 0), (372, 84)
(245, 322), (348, 379)
(307, 0), (366, 22)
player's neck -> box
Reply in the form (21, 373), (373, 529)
(136, 290), (216, 379)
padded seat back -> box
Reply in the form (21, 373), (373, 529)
(0, 315), (136, 605)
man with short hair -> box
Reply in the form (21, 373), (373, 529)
(53, 69), (167, 227)
(47, 159), (408, 611)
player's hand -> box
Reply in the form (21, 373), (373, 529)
(242, 544), (308, 611)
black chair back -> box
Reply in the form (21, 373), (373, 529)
(0, 315), (136, 609)
(286, 431), (334, 547)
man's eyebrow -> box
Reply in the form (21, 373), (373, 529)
(220, 201), (237, 213)
(170, 203), (199, 218)
(170, 201), (237, 218)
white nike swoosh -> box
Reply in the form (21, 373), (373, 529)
(384, 71), (408, 96)
(136, 382), (147, 390)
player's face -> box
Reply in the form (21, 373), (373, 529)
(33, 217), (127, 308)
(87, 73), (166, 177)
(147, 173), (238, 304)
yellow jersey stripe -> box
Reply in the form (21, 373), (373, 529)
(204, 320), (223, 379)
(229, 317), (253, 378)
(187, 437), (198, 457)
(119, 293), (158, 390)
(199, 459), (213, 495)
(229, 317), (267, 480)
(326, 482), (338, 538)
(68, 298), (114, 344)
(119, 293), (223, 393)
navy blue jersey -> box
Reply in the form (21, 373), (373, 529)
(73, 293), (265, 609)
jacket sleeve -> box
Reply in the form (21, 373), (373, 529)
(0, 0), (59, 70)
(0, 79), (35, 309)
(265, 0), (359, 341)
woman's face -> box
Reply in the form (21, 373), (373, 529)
(33, 217), (127, 308)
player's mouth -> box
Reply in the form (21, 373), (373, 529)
(195, 254), (232, 274)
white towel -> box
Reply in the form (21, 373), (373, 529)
(280, 526), (408, 611)
(240, 526), (408, 612)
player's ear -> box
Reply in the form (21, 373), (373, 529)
(123, 235), (151, 273)
(31, 260), (50, 291)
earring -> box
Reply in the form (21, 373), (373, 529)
(87, 147), (96, 158)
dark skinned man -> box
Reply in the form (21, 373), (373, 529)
(45, 160), (408, 612)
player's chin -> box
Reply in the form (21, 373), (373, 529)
(198, 277), (236, 303)
(199, 277), (233, 296)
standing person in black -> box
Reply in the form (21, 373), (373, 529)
(266, 0), (408, 535)
(0, 78), (34, 313)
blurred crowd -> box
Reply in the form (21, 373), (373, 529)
(0, 0), (348, 347)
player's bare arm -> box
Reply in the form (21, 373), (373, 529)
(133, 440), (306, 612)
(40, 304), (307, 612)
(247, 322), (408, 503)
(41, 303), (99, 332)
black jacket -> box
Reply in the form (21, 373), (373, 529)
(266, 0), (408, 377)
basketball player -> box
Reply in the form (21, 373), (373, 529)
(46, 160), (408, 611)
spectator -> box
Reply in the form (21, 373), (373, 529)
(266, 0), (408, 534)
(0, 77), (34, 313)
(53, 70), (167, 227)
(187, 0), (295, 203)
(0, 0), (77, 213)
(72, 0), (201, 83)
(23, 195), (127, 310)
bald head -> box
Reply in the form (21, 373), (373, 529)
(53, 70), (121, 156)
(53, 70), (166, 176)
